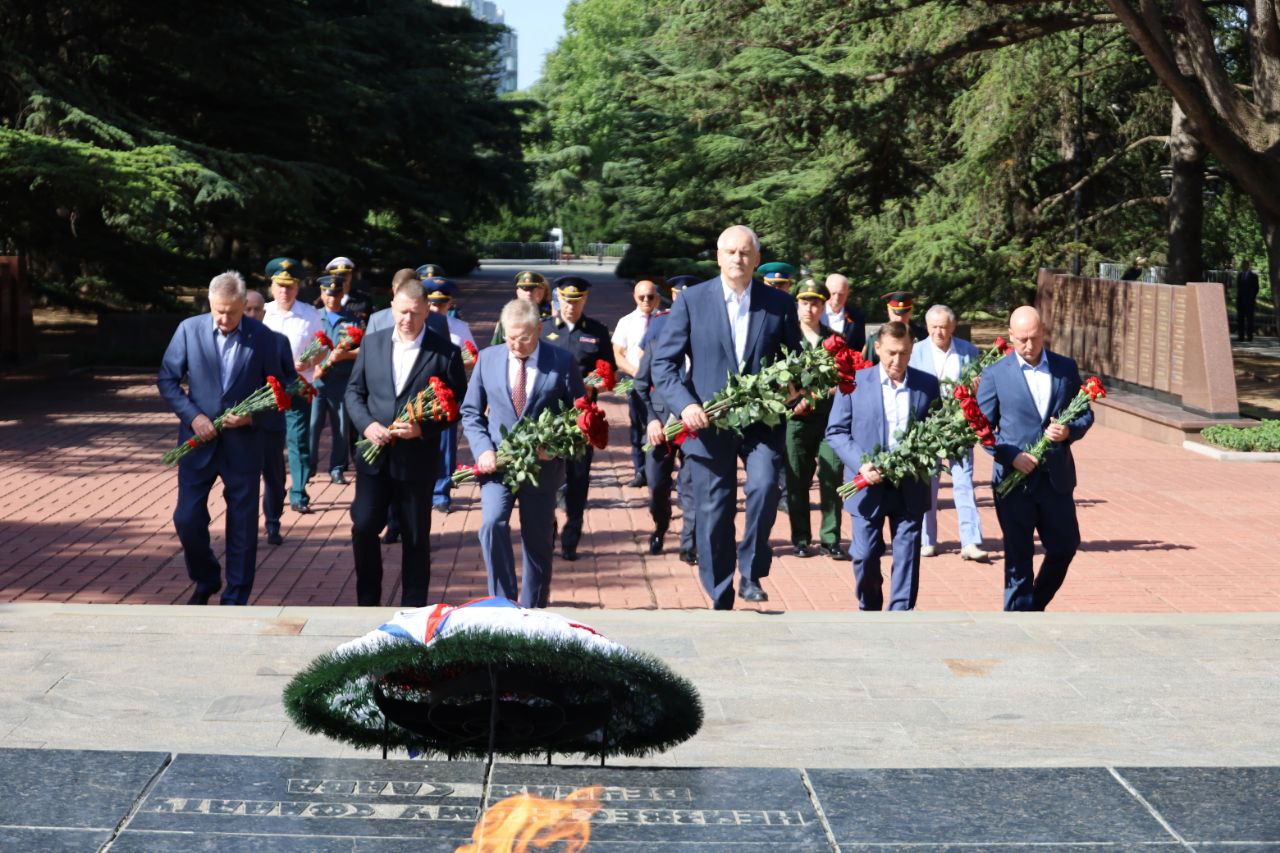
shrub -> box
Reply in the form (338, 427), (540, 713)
(1200, 419), (1280, 452)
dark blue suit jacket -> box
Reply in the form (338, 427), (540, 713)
(825, 365), (940, 516)
(157, 314), (296, 473)
(650, 277), (801, 457)
(460, 342), (585, 460)
(976, 350), (1093, 494)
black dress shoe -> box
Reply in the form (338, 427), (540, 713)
(266, 529), (283, 546)
(794, 543), (814, 558)
(330, 471), (347, 485)
(627, 472), (647, 488)
(290, 502), (311, 514)
(187, 587), (218, 605)
(820, 543), (850, 560)
(648, 532), (664, 555)
(739, 579), (768, 602)
(562, 545), (578, 561)
(679, 549), (698, 565)
(434, 503), (451, 515)
(382, 530), (400, 545)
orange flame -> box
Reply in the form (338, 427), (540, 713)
(456, 785), (603, 853)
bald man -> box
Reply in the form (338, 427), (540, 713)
(976, 306), (1094, 611)
(651, 224), (802, 609)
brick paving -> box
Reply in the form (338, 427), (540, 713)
(2, 262), (1278, 611)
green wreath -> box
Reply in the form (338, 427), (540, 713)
(283, 628), (703, 760)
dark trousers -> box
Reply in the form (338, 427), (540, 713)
(1238, 296), (1257, 341)
(350, 468), (433, 607)
(784, 418), (843, 548)
(994, 476), (1080, 611)
(689, 433), (782, 609)
(174, 454), (260, 606)
(309, 390), (349, 475)
(645, 442), (697, 551)
(433, 423), (458, 507)
(261, 430), (286, 533)
(627, 391), (646, 476)
(285, 398), (313, 506)
(561, 446), (594, 551)
(850, 487), (924, 611)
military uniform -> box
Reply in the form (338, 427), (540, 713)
(310, 275), (358, 484)
(493, 270), (552, 345)
(864, 290), (927, 364)
(319, 257), (372, 328)
(423, 277), (477, 513)
(783, 278), (845, 558)
(757, 261), (796, 296)
(541, 276), (615, 560)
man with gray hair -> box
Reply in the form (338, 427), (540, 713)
(158, 272), (296, 605)
(908, 304), (988, 562)
(651, 224), (802, 609)
(462, 298), (585, 607)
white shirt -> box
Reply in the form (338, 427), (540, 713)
(880, 365), (912, 450)
(825, 305), (846, 334)
(444, 315), (476, 349)
(391, 325), (426, 396)
(1017, 351), (1052, 421)
(723, 281), (751, 367)
(507, 344), (539, 401)
(929, 340), (961, 383)
(611, 308), (653, 367)
(263, 300), (324, 382)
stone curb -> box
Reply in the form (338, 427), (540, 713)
(1182, 439), (1280, 462)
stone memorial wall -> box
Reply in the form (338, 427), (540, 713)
(1035, 269), (1239, 418)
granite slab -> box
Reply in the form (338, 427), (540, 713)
(121, 753), (485, 848)
(806, 767), (1177, 846)
(487, 763), (829, 849)
(0, 747), (168, 831)
(1117, 766), (1280, 843)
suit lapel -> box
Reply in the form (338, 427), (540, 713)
(397, 338), (434, 405)
(225, 323), (254, 391)
(526, 344), (556, 416)
(1046, 352), (1066, 422)
(710, 278), (738, 368)
(200, 315), (222, 387)
(741, 281), (766, 366)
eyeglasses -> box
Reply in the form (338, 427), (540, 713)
(637, 294), (658, 301)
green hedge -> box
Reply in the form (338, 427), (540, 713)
(1200, 419), (1280, 452)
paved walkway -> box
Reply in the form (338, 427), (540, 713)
(1, 261), (1278, 611)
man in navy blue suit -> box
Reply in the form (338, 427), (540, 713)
(158, 272), (296, 605)
(651, 225), (802, 609)
(462, 299), (585, 608)
(826, 322), (940, 611)
(977, 306), (1094, 611)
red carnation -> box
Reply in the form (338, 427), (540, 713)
(344, 327), (364, 346)
(315, 330), (335, 349)
(586, 359), (617, 392)
(429, 377), (459, 422)
(1083, 376), (1107, 401)
(462, 340), (479, 365)
(267, 375), (291, 412)
(186, 437), (199, 449)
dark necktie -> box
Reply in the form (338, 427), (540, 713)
(512, 356), (527, 417)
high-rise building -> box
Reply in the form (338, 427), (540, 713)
(433, 0), (518, 93)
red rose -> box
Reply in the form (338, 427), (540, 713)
(573, 395), (591, 411)
(993, 336), (1011, 354)
(822, 335), (848, 355)
(576, 402), (609, 449)
(952, 384), (974, 402)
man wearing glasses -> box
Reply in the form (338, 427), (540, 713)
(611, 279), (662, 488)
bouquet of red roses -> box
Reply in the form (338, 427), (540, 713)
(461, 340), (479, 367)
(297, 330), (334, 366)
(314, 326), (363, 378)
(162, 376), (316, 466)
(994, 375), (1105, 497)
(584, 359), (617, 393)
(355, 376), (460, 464)
(452, 394), (608, 490)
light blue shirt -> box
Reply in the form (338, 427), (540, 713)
(722, 280), (751, 367)
(1017, 351), (1052, 421)
(879, 365), (911, 450)
(214, 326), (240, 393)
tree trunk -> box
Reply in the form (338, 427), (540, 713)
(1166, 99), (1205, 285)
(1260, 205), (1280, 335)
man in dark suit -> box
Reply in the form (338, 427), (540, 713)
(635, 277), (698, 561)
(541, 275), (616, 561)
(977, 305), (1094, 611)
(1237, 259), (1260, 342)
(311, 275), (359, 485)
(824, 273), (866, 352)
(243, 290), (291, 547)
(826, 321), (940, 611)
(651, 225), (802, 609)
(345, 279), (466, 607)
(158, 272), (296, 605)
(463, 299), (585, 607)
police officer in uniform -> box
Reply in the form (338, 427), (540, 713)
(323, 257), (373, 328)
(493, 270), (553, 345)
(635, 275), (699, 562)
(864, 290), (927, 365)
(541, 275), (616, 561)
(311, 275), (359, 485)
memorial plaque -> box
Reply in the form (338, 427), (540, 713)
(1117, 767), (1280, 844)
(487, 764), (829, 850)
(1153, 284), (1174, 392)
(1137, 284), (1158, 388)
(0, 747), (168, 834)
(1170, 288), (1187, 395)
(121, 754), (485, 851)
(1121, 282), (1141, 385)
(806, 768), (1176, 847)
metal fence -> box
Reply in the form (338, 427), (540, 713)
(1096, 263), (1237, 286)
(478, 241), (560, 260)
(583, 242), (631, 260)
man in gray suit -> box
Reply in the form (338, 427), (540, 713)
(908, 305), (989, 562)
(461, 299), (585, 608)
